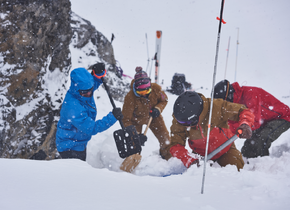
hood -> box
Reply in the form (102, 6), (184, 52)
(231, 82), (242, 103)
(69, 67), (94, 97)
(130, 79), (135, 89)
(130, 79), (141, 97)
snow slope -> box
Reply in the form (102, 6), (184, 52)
(1, 0), (290, 209)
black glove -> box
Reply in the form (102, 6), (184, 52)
(241, 138), (269, 158)
(236, 124), (252, 139)
(92, 63), (105, 75)
(138, 134), (147, 146)
(149, 108), (160, 118)
(112, 107), (123, 120)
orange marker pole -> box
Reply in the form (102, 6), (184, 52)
(155, 31), (162, 84)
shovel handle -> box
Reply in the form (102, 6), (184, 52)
(206, 134), (239, 161)
(143, 117), (153, 136)
(101, 77), (125, 130)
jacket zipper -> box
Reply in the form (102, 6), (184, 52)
(261, 105), (281, 118)
(86, 101), (96, 111)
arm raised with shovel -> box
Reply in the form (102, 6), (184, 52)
(91, 63), (123, 121)
(92, 63), (143, 160)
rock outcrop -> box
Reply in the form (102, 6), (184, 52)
(0, 0), (130, 160)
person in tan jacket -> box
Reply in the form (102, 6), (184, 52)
(168, 91), (255, 171)
(122, 67), (171, 159)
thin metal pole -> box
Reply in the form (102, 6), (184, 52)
(201, 0), (225, 194)
(234, 28), (239, 82)
(224, 36), (231, 79)
(145, 33), (150, 73)
(149, 54), (154, 78)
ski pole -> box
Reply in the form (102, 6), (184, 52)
(145, 33), (150, 73)
(149, 53), (155, 79)
(224, 36), (231, 79)
(234, 28), (239, 82)
(201, 0), (226, 194)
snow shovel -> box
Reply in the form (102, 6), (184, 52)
(101, 77), (142, 158)
(120, 117), (153, 173)
(206, 130), (242, 161)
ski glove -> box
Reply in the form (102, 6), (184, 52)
(112, 107), (123, 121)
(138, 134), (147, 146)
(237, 124), (252, 139)
(91, 63), (106, 78)
(149, 108), (160, 118)
(170, 144), (199, 168)
(238, 109), (255, 129)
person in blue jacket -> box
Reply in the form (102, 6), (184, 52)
(56, 63), (123, 161)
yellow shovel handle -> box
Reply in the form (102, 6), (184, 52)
(143, 117), (153, 136)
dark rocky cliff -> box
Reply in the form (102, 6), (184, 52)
(0, 0), (130, 160)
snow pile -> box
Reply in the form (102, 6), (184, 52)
(1, 0), (290, 209)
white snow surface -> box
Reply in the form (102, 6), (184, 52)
(1, 0), (290, 209)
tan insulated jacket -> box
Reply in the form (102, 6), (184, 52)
(169, 93), (253, 160)
(122, 80), (168, 127)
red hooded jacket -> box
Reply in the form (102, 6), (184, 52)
(229, 82), (290, 133)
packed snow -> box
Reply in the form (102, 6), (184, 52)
(1, 0), (290, 209)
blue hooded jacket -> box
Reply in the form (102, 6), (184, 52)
(56, 68), (117, 152)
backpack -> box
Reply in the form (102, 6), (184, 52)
(115, 60), (133, 79)
(170, 73), (191, 95)
(115, 65), (123, 78)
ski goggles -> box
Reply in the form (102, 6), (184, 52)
(177, 117), (199, 126)
(136, 88), (152, 96)
(79, 87), (93, 97)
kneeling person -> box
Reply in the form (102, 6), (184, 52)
(167, 91), (254, 171)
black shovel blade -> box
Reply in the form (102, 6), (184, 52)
(113, 125), (142, 159)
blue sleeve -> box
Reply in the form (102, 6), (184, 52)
(64, 100), (117, 137)
(93, 75), (103, 91)
(91, 112), (117, 135)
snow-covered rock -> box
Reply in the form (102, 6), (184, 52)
(0, 0), (130, 159)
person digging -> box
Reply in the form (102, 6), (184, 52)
(120, 67), (171, 172)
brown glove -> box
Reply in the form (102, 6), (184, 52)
(236, 124), (252, 139)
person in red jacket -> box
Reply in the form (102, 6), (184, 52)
(214, 80), (290, 158)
